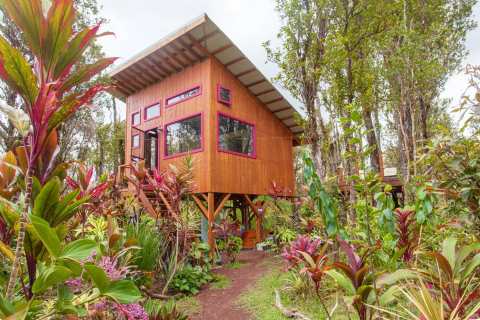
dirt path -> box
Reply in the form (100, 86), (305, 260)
(190, 250), (272, 320)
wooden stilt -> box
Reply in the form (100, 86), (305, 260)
(244, 194), (263, 244)
(191, 194), (208, 219)
(207, 192), (215, 253)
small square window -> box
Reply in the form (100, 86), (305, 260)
(132, 134), (140, 149)
(132, 112), (141, 126)
(217, 85), (232, 106)
(145, 103), (161, 120)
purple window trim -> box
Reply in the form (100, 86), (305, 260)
(131, 111), (141, 126)
(217, 84), (232, 106)
(217, 112), (257, 159)
(143, 102), (161, 121)
(163, 112), (204, 160)
(165, 85), (202, 108)
(132, 134), (141, 149)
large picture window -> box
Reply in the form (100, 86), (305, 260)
(218, 113), (255, 158)
(164, 114), (202, 157)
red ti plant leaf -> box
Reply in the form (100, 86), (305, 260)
(2, 0), (116, 299)
(66, 164), (108, 200)
(395, 208), (419, 262)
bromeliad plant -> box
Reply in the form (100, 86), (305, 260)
(0, 0), (117, 298)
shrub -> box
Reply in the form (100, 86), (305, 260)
(171, 264), (213, 295)
(144, 299), (188, 320)
(217, 235), (243, 264)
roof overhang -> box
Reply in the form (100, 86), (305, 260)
(109, 13), (304, 142)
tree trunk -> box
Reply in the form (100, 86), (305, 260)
(362, 108), (380, 172)
(418, 95), (429, 147)
(5, 166), (33, 299)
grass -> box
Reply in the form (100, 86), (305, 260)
(175, 296), (201, 316)
(238, 260), (352, 320)
(211, 273), (231, 289)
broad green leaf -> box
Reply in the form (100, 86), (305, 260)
(376, 269), (417, 287)
(85, 263), (110, 292)
(60, 239), (97, 261)
(462, 253), (480, 282)
(326, 269), (355, 296)
(0, 294), (15, 317)
(56, 285), (77, 315)
(2, 0), (44, 57)
(378, 285), (400, 306)
(0, 35), (38, 105)
(32, 177), (61, 220)
(29, 214), (61, 258)
(51, 195), (87, 226)
(441, 237), (457, 270)
(5, 303), (30, 320)
(104, 280), (142, 304)
(32, 265), (72, 293)
(43, 0), (75, 75)
(455, 243), (480, 271)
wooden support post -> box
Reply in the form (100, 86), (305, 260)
(214, 193), (231, 218)
(191, 194), (208, 219)
(244, 194), (263, 244)
(207, 192), (215, 253)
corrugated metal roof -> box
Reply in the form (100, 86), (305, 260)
(109, 14), (304, 140)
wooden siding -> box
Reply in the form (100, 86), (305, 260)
(124, 57), (295, 195)
(208, 58), (294, 195)
(125, 59), (211, 193)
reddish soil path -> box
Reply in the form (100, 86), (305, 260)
(190, 250), (272, 320)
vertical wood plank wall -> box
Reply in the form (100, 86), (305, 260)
(124, 57), (295, 195)
(209, 58), (294, 195)
(125, 59), (211, 192)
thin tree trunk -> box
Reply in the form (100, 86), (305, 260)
(362, 108), (380, 172)
(6, 166), (33, 299)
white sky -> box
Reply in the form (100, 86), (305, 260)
(97, 0), (480, 119)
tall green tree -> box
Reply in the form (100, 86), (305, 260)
(266, 0), (334, 179)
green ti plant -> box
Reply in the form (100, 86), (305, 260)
(0, 0), (116, 299)
(326, 238), (415, 320)
(144, 299), (188, 320)
(0, 214), (141, 319)
(415, 237), (480, 319)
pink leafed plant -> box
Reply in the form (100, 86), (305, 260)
(282, 235), (323, 268)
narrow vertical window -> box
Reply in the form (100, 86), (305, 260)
(132, 111), (141, 126)
(132, 134), (140, 149)
(218, 113), (255, 158)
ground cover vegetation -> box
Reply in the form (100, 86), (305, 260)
(0, 0), (480, 319)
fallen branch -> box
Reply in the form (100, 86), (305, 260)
(274, 289), (312, 320)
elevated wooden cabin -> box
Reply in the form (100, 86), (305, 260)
(110, 14), (303, 249)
